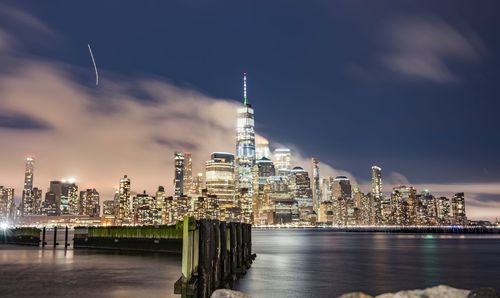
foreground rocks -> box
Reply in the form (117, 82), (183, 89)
(338, 285), (500, 298)
(211, 289), (250, 298)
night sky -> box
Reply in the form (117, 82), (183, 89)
(1, 1), (499, 219)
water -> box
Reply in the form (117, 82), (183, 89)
(1, 230), (499, 297)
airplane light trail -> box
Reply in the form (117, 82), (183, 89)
(87, 44), (98, 86)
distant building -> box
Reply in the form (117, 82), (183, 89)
(62, 182), (79, 215)
(236, 73), (256, 223)
(117, 175), (131, 223)
(451, 192), (467, 226)
(205, 152), (236, 215)
(312, 158), (321, 213)
(80, 188), (100, 217)
(174, 152), (185, 197)
(21, 157), (36, 216)
(289, 166), (313, 208)
(0, 186), (15, 223)
(371, 166), (383, 225)
(49, 181), (62, 215)
(273, 148), (291, 176)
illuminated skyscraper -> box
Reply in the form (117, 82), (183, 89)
(183, 152), (193, 197)
(117, 175), (131, 223)
(205, 152), (236, 214)
(273, 148), (291, 176)
(0, 186), (15, 223)
(174, 152), (185, 198)
(312, 158), (321, 212)
(61, 181), (78, 215)
(21, 157), (36, 216)
(371, 166), (383, 225)
(80, 188), (100, 217)
(451, 192), (467, 226)
(236, 73), (256, 223)
(289, 166), (313, 208)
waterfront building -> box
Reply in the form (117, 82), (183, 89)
(49, 181), (63, 215)
(312, 158), (321, 213)
(331, 176), (352, 200)
(289, 166), (313, 208)
(451, 192), (467, 225)
(80, 188), (100, 217)
(117, 175), (131, 224)
(62, 181), (79, 215)
(318, 201), (334, 224)
(174, 152), (185, 197)
(371, 166), (383, 225)
(236, 73), (256, 223)
(21, 157), (36, 216)
(321, 177), (332, 202)
(191, 173), (204, 198)
(253, 157), (276, 223)
(436, 196), (451, 225)
(391, 186), (416, 226)
(43, 191), (58, 216)
(205, 152), (236, 215)
(359, 193), (373, 225)
(0, 186), (15, 223)
(273, 148), (291, 176)
(133, 190), (161, 225)
(193, 190), (220, 220)
(102, 200), (115, 226)
(416, 190), (436, 225)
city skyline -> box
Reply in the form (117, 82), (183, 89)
(0, 3), (499, 221)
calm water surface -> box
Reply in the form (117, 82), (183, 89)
(1, 229), (499, 297)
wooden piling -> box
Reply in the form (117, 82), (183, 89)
(53, 227), (58, 248)
(42, 227), (46, 247)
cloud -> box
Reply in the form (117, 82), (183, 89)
(350, 15), (484, 84)
(380, 15), (483, 83)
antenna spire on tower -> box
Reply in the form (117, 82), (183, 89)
(243, 72), (248, 106)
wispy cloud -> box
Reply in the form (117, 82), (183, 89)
(351, 15), (484, 83)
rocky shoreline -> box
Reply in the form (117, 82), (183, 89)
(210, 285), (500, 298)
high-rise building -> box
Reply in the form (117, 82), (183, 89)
(331, 176), (352, 200)
(205, 152), (236, 214)
(117, 175), (131, 223)
(273, 148), (291, 176)
(436, 196), (451, 225)
(174, 152), (185, 198)
(371, 166), (382, 197)
(183, 152), (193, 197)
(48, 181), (62, 215)
(191, 173), (204, 198)
(61, 181), (78, 215)
(0, 186), (15, 223)
(451, 192), (467, 226)
(21, 157), (36, 216)
(43, 191), (58, 216)
(133, 190), (161, 225)
(80, 188), (100, 217)
(236, 73), (256, 223)
(371, 166), (383, 225)
(289, 166), (313, 208)
(312, 158), (321, 212)
(391, 186), (416, 226)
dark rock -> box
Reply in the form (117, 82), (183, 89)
(468, 288), (500, 298)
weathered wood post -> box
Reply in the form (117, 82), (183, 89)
(219, 221), (228, 285)
(229, 222), (237, 277)
(179, 216), (196, 297)
(64, 226), (69, 248)
(198, 219), (212, 298)
(213, 220), (221, 289)
(41, 227), (46, 247)
(53, 226), (58, 248)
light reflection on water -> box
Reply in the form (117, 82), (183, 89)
(234, 230), (500, 298)
(1, 230), (499, 297)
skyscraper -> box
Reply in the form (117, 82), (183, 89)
(273, 148), (291, 176)
(117, 175), (131, 223)
(61, 181), (78, 215)
(451, 192), (467, 226)
(80, 188), (100, 217)
(371, 166), (383, 225)
(289, 166), (313, 208)
(312, 158), (321, 212)
(174, 152), (185, 198)
(236, 73), (256, 223)
(371, 166), (382, 198)
(49, 181), (62, 216)
(205, 152), (236, 215)
(0, 186), (15, 223)
(21, 156), (35, 216)
(183, 152), (193, 197)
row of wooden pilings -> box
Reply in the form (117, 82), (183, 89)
(40, 226), (71, 249)
(174, 217), (256, 298)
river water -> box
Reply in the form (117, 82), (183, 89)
(0, 229), (499, 297)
